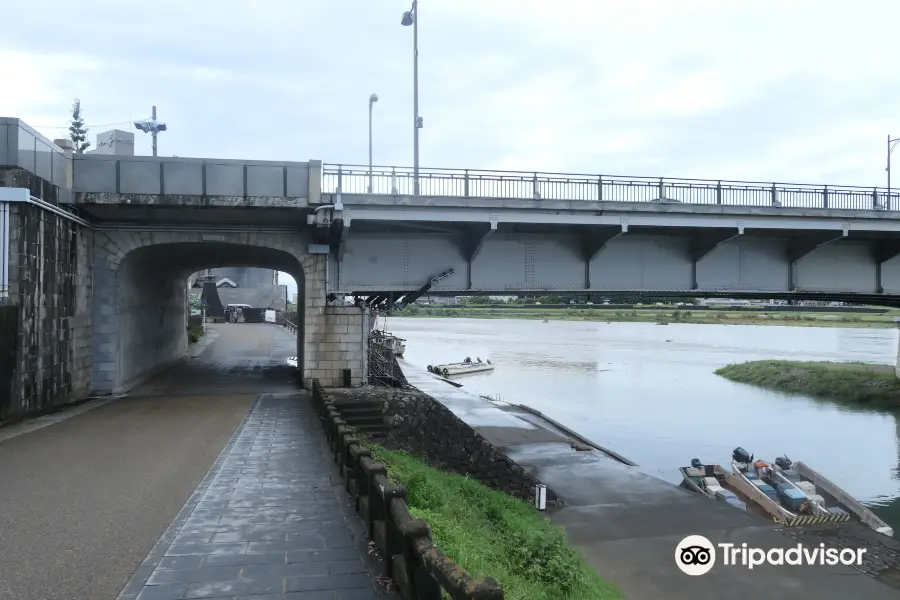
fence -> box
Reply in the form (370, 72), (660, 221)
(311, 380), (504, 600)
(323, 164), (900, 211)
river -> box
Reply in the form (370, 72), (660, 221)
(385, 316), (900, 530)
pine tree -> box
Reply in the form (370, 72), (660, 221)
(68, 99), (90, 153)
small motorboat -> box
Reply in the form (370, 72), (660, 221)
(427, 357), (494, 377)
(771, 455), (892, 537)
(679, 459), (748, 512)
(730, 447), (852, 527)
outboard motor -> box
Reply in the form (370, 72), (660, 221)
(775, 456), (793, 471)
(732, 447), (752, 464)
(690, 458), (702, 469)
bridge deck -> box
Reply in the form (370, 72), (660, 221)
(0, 324), (388, 600)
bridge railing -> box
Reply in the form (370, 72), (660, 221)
(323, 164), (899, 211)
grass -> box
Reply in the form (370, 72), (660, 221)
(367, 445), (624, 600)
(394, 306), (899, 328)
(715, 360), (900, 408)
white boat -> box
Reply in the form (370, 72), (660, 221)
(730, 448), (853, 528)
(427, 357), (494, 377)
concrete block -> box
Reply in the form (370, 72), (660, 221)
(163, 161), (203, 195)
(120, 160), (161, 194)
(206, 163), (244, 196)
(74, 158), (117, 193)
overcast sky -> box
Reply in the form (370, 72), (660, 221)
(4, 1), (899, 295)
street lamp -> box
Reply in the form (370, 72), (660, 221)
(401, 1), (422, 195)
(888, 134), (900, 207)
(133, 105), (167, 157)
(368, 93), (379, 193)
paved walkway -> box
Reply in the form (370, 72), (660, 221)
(117, 393), (384, 600)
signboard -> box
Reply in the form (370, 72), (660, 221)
(265, 309), (276, 323)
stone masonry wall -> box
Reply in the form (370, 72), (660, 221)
(1, 201), (93, 420)
(377, 389), (555, 503)
(314, 305), (367, 387)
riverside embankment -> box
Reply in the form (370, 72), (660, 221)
(393, 359), (900, 599)
(397, 304), (899, 328)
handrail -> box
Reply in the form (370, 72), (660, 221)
(322, 164), (898, 211)
(311, 380), (504, 600)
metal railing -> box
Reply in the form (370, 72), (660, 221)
(311, 381), (503, 600)
(323, 164), (900, 211)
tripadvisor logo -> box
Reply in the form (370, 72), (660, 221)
(675, 535), (866, 575)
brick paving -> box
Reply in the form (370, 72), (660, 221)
(117, 392), (386, 600)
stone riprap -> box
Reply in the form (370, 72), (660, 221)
(322, 387), (556, 505)
(117, 393), (387, 600)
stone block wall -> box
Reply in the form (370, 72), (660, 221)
(308, 305), (367, 387)
(1, 199), (93, 420)
(378, 389), (555, 503)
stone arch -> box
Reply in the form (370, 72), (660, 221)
(90, 229), (325, 394)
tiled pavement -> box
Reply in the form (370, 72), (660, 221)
(117, 392), (388, 600)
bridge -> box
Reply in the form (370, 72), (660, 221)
(4, 114), (900, 417)
(5, 116), (900, 598)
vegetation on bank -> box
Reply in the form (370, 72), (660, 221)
(367, 445), (623, 600)
(715, 361), (900, 407)
(393, 305), (897, 328)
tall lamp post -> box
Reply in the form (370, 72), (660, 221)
(401, 1), (421, 195)
(368, 93), (379, 193)
(888, 134), (900, 208)
(133, 105), (167, 157)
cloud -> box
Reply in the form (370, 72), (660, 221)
(1, 0), (897, 186)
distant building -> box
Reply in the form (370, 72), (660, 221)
(86, 129), (135, 156)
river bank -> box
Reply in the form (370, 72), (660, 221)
(716, 360), (900, 408)
(369, 445), (623, 600)
(396, 306), (898, 328)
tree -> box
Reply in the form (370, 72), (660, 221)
(68, 99), (90, 153)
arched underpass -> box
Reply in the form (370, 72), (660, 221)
(90, 230), (320, 395)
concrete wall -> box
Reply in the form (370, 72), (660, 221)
(115, 253), (188, 390)
(73, 154), (321, 207)
(89, 229), (329, 394)
(1, 201), (93, 419)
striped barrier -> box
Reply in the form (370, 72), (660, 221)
(784, 513), (853, 527)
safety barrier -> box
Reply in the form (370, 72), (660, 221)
(311, 380), (504, 600)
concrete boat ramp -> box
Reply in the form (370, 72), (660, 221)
(397, 359), (900, 599)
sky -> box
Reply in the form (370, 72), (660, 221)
(4, 0), (899, 296)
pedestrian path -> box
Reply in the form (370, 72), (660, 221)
(117, 392), (386, 600)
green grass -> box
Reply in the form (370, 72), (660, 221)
(715, 360), (900, 407)
(367, 445), (624, 600)
(395, 306), (898, 328)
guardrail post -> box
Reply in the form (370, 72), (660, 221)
(658, 177), (665, 201)
(873, 188), (881, 210)
(532, 173), (540, 199)
(771, 183), (779, 207)
(823, 185), (829, 209)
(464, 169), (470, 197)
(337, 165), (343, 194)
(598, 175), (603, 201)
(716, 181), (722, 204)
(391, 167), (398, 195)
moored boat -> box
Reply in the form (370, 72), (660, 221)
(679, 459), (748, 512)
(730, 447), (854, 528)
(771, 455), (893, 537)
(427, 357), (494, 377)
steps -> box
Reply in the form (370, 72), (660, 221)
(332, 400), (390, 442)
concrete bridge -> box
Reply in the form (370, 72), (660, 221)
(4, 115), (900, 421)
